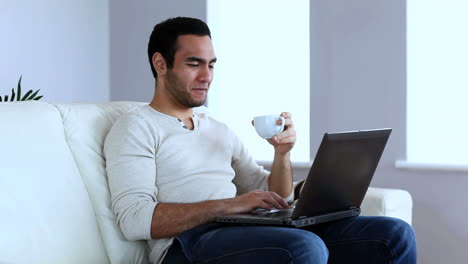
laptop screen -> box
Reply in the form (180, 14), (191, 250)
(291, 129), (391, 219)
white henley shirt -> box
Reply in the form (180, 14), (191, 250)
(104, 105), (289, 264)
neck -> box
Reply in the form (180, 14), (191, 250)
(149, 83), (193, 121)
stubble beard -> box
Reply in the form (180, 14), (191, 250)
(165, 70), (207, 108)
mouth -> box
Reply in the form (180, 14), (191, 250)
(191, 88), (207, 98)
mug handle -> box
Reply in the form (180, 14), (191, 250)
(278, 116), (285, 131)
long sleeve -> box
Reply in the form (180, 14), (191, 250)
(230, 130), (270, 195)
(230, 130), (295, 203)
(104, 113), (158, 241)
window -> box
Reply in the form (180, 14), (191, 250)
(407, 0), (468, 166)
(207, 0), (310, 163)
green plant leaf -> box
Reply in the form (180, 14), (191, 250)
(26, 89), (40, 101)
(10, 88), (15, 101)
(21, 90), (33, 101)
(16, 76), (22, 101)
(0, 76), (43, 102)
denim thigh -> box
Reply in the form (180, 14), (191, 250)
(307, 216), (417, 264)
(163, 216), (416, 264)
(164, 223), (328, 264)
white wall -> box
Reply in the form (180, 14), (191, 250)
(0, 0), (110, 102)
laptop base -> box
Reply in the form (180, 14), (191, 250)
(216, 208), (361, 228)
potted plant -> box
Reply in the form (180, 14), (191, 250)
(0, 76), (43, 102)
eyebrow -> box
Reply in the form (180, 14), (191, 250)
(185, 56), (217, 64)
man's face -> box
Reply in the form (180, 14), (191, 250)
(164, 35), (217, 108)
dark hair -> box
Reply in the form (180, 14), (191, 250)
(147, 17), (211, 79)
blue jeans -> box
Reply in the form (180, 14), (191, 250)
(162, 216), (417, 264)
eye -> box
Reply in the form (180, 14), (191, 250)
(209, 64), (215, 69)
(187, 64), (199, 67)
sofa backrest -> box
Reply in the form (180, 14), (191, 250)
(0, 102), (109, 264)
(55, 102), (149, 264)
(1, 101), (210, 263)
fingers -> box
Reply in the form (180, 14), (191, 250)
(275, 128), (296, 141)
(272, 127), (296, 144)
(278, 112), (294, 129)
(280, 112), (292, 120)
(258, 191), (289, 209)
(271, 112), (295, 142)
(231, 191), (289, 213)
(269, 191), (290, 208)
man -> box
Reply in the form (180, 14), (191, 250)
(104, 17), (416, 264)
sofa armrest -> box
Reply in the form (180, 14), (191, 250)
(361, 187), (413, 225)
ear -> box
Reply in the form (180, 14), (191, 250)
(152, 52), (167, 76)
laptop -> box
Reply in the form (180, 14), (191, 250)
(216, 128), (392, 228)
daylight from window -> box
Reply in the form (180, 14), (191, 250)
(407, 0), (468, 165)
(207, 0), (310, 162)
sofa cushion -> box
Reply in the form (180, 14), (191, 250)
(0, 101), (109, 264)
(55, 102), (149, 264)
(361, 187), (413, 225)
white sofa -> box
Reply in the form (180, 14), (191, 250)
(0, 101), (413, 264)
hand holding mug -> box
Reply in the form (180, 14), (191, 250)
(253, 112), (296, 154)
(253, 115), (285, 139)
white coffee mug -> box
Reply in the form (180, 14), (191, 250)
(253, 115), (285, 139)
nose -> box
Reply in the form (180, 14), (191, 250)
(197, 64), (213, 83)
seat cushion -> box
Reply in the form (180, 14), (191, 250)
(55, 102), (149, 264)
(0, 101), (109, 264)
